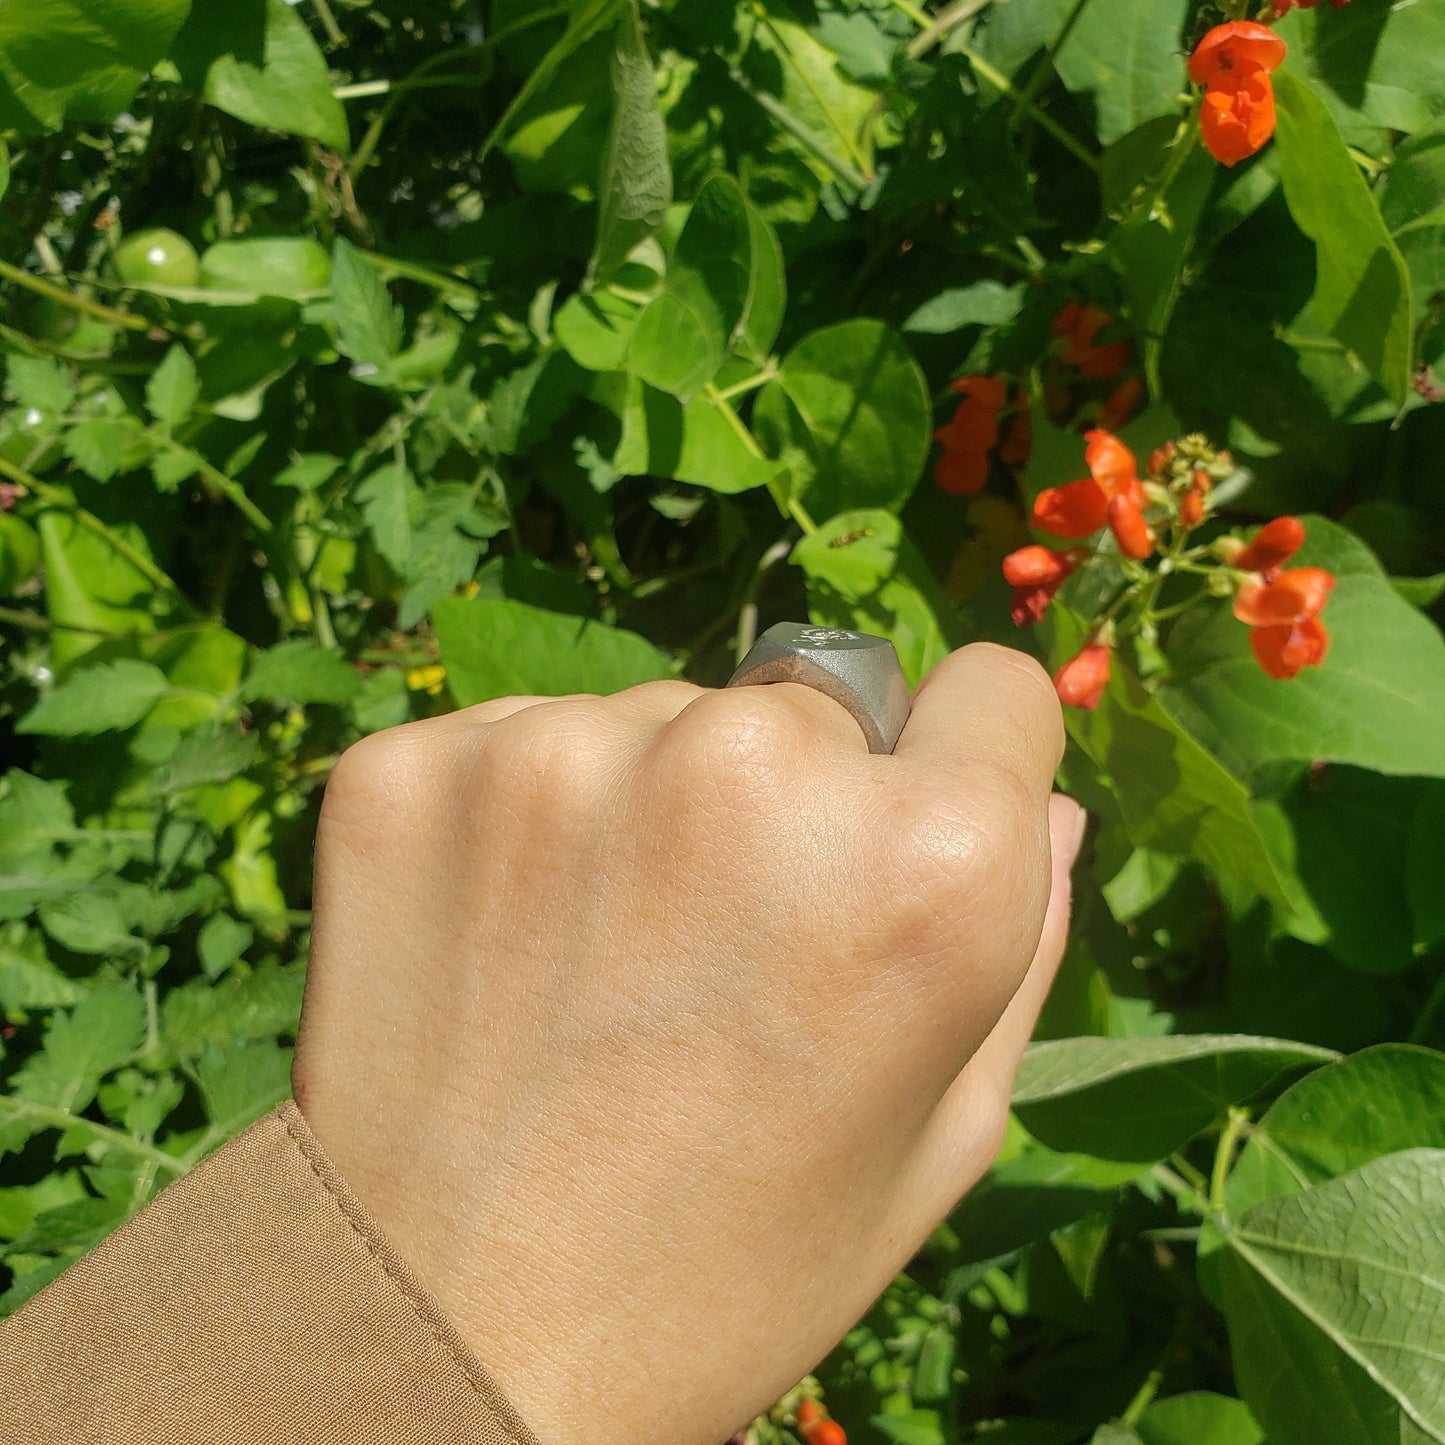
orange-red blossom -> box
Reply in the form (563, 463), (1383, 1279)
(1189, 22), (1287, 168)
(1032, 429), (1153, 559)
(797, 1400), (847, 1445)
(933, 375), (1029, 495)
(1229, 517), (1335, 679)
(1054, 641), (1112, 710)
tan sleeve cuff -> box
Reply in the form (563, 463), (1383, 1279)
(1, 1100), (546, 1445)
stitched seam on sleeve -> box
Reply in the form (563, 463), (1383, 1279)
(280, 1111), (527, 1445)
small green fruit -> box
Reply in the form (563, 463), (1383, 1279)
(113, 228), (201, 288)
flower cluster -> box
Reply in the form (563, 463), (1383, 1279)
(795, 1400), (847, 1445)
(1049, 302), (1143, 431)
(932, 374), (1030, 496)
(1002, 430), (1337, 708)
(1189, 22), (1287, 167)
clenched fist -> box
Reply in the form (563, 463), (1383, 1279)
(292, 642), (1083, 1445)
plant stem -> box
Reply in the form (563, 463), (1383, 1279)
(884, 0), (933, 27)
(906, 0), (995, 60)
(735, 537), (795, 666)
(4, 1100), (187, 1176)
(0, 257), (150, 333)
(310, 0), (345, 47)
(1210, 1107), (1250, 1215)
(184, 451), (274, 535)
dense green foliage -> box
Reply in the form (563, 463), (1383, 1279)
(1, 1), (1443, 1441)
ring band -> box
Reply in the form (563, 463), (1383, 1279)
(726, 622), (911, 755)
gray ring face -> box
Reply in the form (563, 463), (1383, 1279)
(725, 622), (911, 754)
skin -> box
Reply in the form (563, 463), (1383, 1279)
(293, 642), (1084, 1445)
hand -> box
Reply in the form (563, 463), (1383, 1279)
(292, 642), (1083, 1445)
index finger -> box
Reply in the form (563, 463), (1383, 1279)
(893, 642), (1065, 792)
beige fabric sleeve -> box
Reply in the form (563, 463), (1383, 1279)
(0, 1100), (546, 1445)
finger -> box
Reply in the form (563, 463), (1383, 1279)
(894, 643), (1065, 796)
(915, 794), (1085, 1201)
(664, 678), (875, 760)
(453, 693), (600, 727)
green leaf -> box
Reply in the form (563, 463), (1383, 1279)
(1275, 2), (1445, 140)
(792, 510), (958, 688)
(241, 639), (361, 706)
(753, 319), (931, 520)
(319, 239), (402, 374)
(555, 287), (642, 373)
(627, 174), (753, 398)
(18, 659), (171, 736)
(433, 596), (673, 705)
(353, 462), (417, 572)
(596, 375), (786, 496)
(144, 345), (199, 429)
(1226, 1045), (1445, 1218)
(0, 986), (146, 1154)
(194, 1038), (292, 1139)
(590, 0), (671, 280)
(62, 416), (145, 483)
(1136, 1393), (1262, 1445)
(1220, 1150), (1445, 1445)
(160, 960), (306, 1061)
(738, 202), (786, 363)
(196, 913), (254, 980)
(1163, 519), (1445, 779)
(1053, 611), (1291, 909)
(902, 281), (1025, 336)
(173, 0), (350, 152)
(5, 355), (73, 414)
(198, 236), (332, 299)
(1409, 783), (1445, 950)
(1012, 1034), (1338, 1164)
(1050, 0), (1189, 146)
(0, 0), (189, 130)
(1272, 73), (1412, 406)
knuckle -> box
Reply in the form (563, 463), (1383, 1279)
(482, 699), (613, 799)
(668, 689), (812, 787)
(325, 724), (434, 820)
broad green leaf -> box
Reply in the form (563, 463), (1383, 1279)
(1272, 73), (1412, 406)
(753, 319), (931, 520)
(598, 375), (786, 495)
(1136, 1393), (1262, 1445)
(62, 416), (146, 483)
(1012, 1034), (1338, 1164)
(195, 1038), (292, 1139)
(1221, 1150), (1445, 1445)
(555, 287), (642, 373)
(1163, 519), (1445, 779)
(196, 913), (254, 980)
(792, 510), (958, 688)
(18, 659), (171, 736)
(318, 240), (402, 374)
(590, 0), (671, 280)
(1226, 1045), (1445, 1218)
(1277, 768), (1423, 974)
(0, 986), (146, 1154)
(1275, 2), (1445, 139)
(173, 0), (350, 152)
(145, 345), (199, 429)
(973, 0), (1074, 83)
(1381, 124), (1445, 328)
(160, 960), (306, 1061)
(0, 0), (189, 130)
(241, 639), (362, 705)
(738, 202), (786, 363)
(1053, 610), (1291, 909)
(627, 174), (753, 399)
(1050, 0), (1189, 146)
(433, 596), (673, 705)
(903, 281), (1025, 336)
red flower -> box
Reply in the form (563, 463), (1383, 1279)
(1002, 544), (1081, 626)
(1233, 515), (1304, 573)
(1180, 471), (1210, 528)
(1187, 22), (1287, 85)
(1201, 70), (1278, 167)
(1052, 303), (1131, 382)
(1031, 428), (1143, 538)
(1251, 616), (1330, 679)
(933, 374), (1008, 496)
(1108, 495), (1153, 559)
(1234, 567), (1335, 627)
(1054, 642), (1111, 709)
(1098, 374), (1145, 431)
(1189, 22), (1287, 168)
(797, 1401), (847, 1445)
